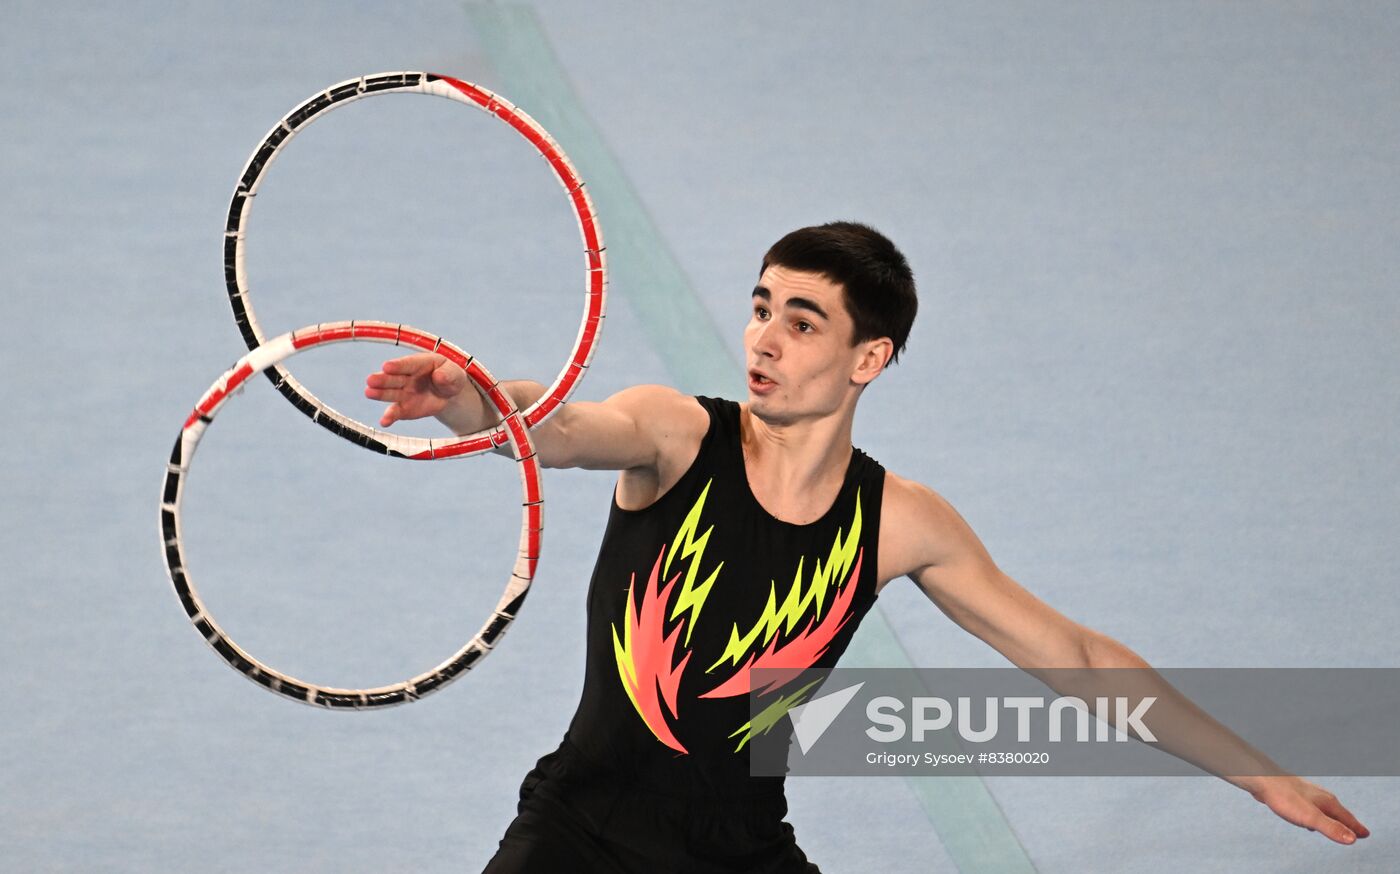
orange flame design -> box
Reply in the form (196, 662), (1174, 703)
(611, 548), (693, 754)
(699, 549), (863, 699)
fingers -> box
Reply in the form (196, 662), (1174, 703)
(366, 354), (435, 394)
(365, 353), (463, 424)
(1258, 778), (1366, 845)
(369, 355), (465, 389)
(1317, 794), (1370, 839)
(1294, 801), (1357, 845)
(378, 402), (402, 428)
(1319, 818), (1358, 845)
(430, 359), (468, 396)
(380, 352), (442, 375)
(1295, 781), (1369, 843)
(364, 379), (408, 402)
(365, 372), (407, 391)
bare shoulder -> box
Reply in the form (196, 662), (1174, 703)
(881, 470), (942, 519)
(603, 384), (707, 424)
(881, 471), (960, 537)
(537, 383), (708, 476)
(602, 384), (710, 451)
(600, 385), (711, 510)
(881, 471), (1093, 667)
(878, 471), (985, 585)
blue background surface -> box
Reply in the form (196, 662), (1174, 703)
(2, 2), (1396, 871)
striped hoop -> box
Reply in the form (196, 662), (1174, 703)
(164, 75), (602, 707)
(224, 72), (606, 459)
(161, 323), (542, 708)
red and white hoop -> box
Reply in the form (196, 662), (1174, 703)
(224, 72), (606, 458)
(161, 323), (543, 708)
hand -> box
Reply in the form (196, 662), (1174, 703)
(364, 353), (469, 428)
(1244, 775), (1370, 845)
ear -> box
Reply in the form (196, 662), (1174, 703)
(851, 337), (893, 386)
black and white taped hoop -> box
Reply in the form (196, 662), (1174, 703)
(161, 322), (543, 708)
(225, 72), (606, 460)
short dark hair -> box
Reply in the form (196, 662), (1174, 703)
(760, 221), (917, 364)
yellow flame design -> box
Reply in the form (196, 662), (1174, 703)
(663, 479), (723, 645)
(707, 491), (863, 673)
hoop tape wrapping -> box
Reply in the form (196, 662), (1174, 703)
(163, 73), (605, 708)
(225, 72), (606, 457)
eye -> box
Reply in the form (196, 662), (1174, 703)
(795, 320), (814, 333)
(753, 305), (770, 320)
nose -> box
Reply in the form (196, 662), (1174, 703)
(751, 317), (781, 360)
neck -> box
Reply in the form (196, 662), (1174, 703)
(739, 402), (856, 523)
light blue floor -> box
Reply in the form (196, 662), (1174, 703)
(2, 3), (1396, 871)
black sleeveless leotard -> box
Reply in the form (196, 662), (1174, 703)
(484, 396), (886, 874)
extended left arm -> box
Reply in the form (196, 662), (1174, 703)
(1069, 631), (1367, 844)
(882, 474), (1370, 844)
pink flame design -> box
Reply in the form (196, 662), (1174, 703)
(699, 550), (864, 699)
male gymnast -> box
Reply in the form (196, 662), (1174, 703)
(365, 222), (1368, 873)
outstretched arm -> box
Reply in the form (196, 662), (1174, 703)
(880, 473), (1371, 845)
(364, 353), (708, 502)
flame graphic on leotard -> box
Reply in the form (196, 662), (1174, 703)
(610, 486), (865, 755)
(701, 494), (863, 699)
(611, 548), (694, 753)
(665, 481), (722, 644)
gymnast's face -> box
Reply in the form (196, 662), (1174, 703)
(745, 265), (885, 425)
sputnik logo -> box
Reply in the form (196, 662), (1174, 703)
(788, 681), (866, 754)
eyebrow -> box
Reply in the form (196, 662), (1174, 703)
(751, 285), (830, 320)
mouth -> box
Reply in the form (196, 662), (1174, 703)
(748, 369), (776, 394)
